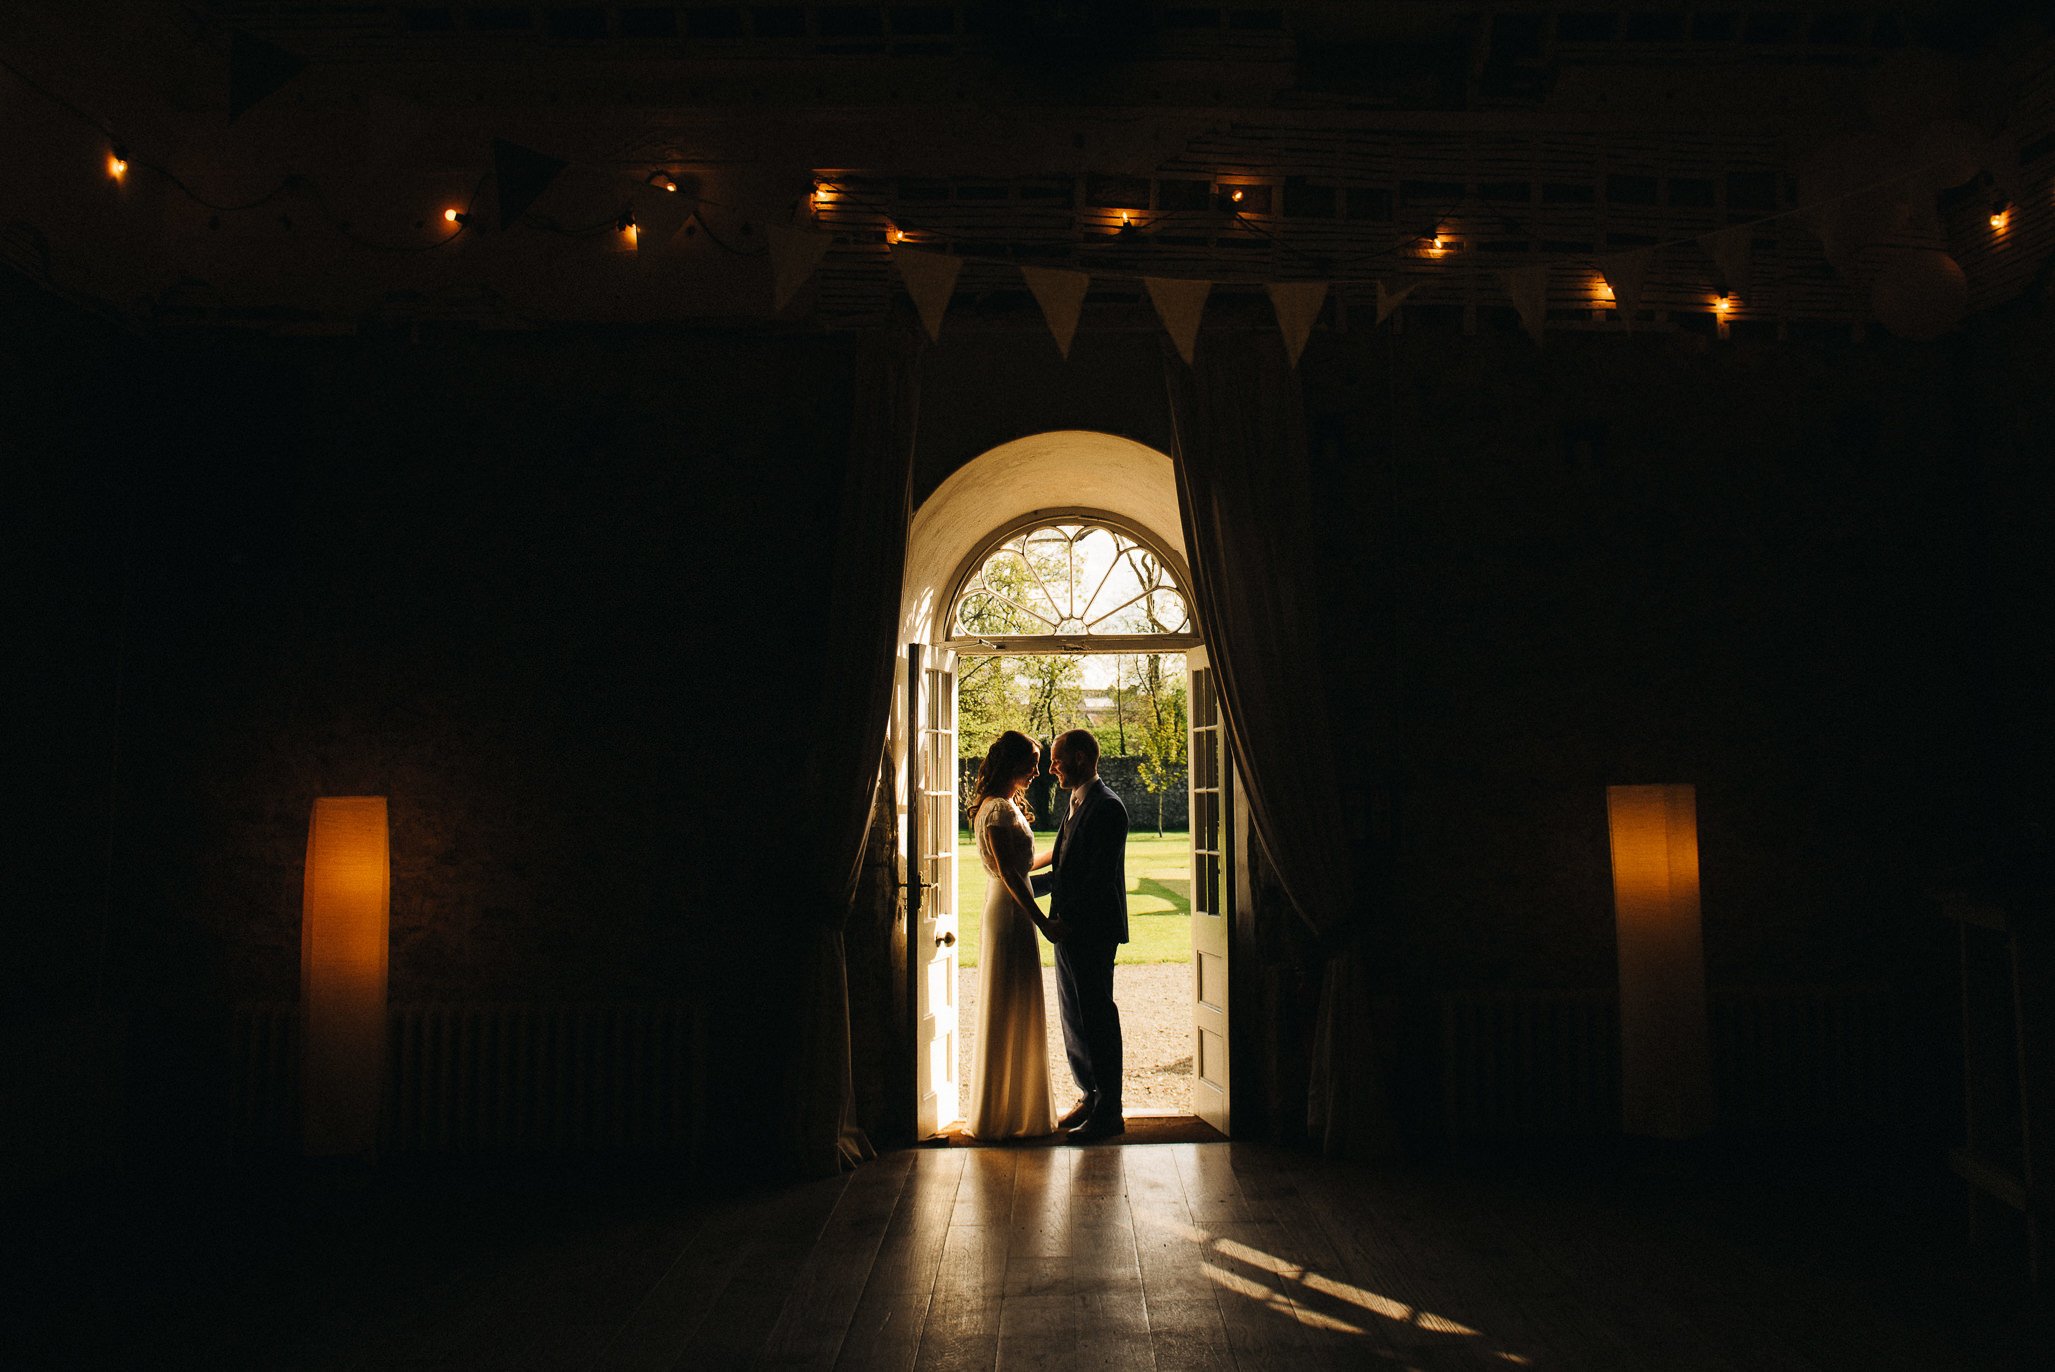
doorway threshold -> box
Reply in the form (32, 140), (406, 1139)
(926, 1115), (1225, 1147)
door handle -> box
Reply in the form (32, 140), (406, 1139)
(935, 931), (957, 948)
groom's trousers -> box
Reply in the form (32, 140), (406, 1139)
(1055, 938), (1122, 1119)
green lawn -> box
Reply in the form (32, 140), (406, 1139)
(954, 829), (1190, 968)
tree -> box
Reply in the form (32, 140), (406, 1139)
(1129, 652), (1187, 835)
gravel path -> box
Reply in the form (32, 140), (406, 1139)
(957, 962), (1193, 1118)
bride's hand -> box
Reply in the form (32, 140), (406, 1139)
(1044, 916), (1067, 943)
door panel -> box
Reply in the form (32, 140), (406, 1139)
(910, 650), (960, 1137)
(1188, 647), (1231, 1134)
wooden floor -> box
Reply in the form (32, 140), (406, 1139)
(593, 1144), (2007, 1372)
(11, 1141), (2036, 1370)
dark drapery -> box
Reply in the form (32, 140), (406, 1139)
(1164, 333), (1400, 1160)
(781, 330), (920, 1175)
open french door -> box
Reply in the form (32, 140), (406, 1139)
(1188, 646), (1232, 1134)
(906, 645), (960, 1137)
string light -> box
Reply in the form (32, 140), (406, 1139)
(1714, 292), (1733, 314)
(1989, 201), (2012, 230)
(443, 207), (467, 224)
(617, 209), (637, 242)
(107, 145), (127, 179)
(646, 171), (678, 193)
(1117, 210), (1139, 237)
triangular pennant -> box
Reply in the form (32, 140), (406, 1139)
(228, 31), (305, 122)
(764, 224), (833, 310)
(1375, 278), (1419, 326)
(1265, 281), (1329, 368)
(892, 245), (963, 343)
(1021, 266), (1090, 359)
(629, 181), (693, 255)
(491, 139), (567, 231)
(1497, 264), (1549, 343)
(1144, 277), (1213, 366)
(1598, 247), (1655, 329)
(1697, 225), (1755, 299)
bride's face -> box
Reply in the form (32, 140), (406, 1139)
(1015, 747), (1040, 792)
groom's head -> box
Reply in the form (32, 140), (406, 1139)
(1050, 729), (1099, 788)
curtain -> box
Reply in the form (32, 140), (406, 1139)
(1163, 332), (1400, 1161)
(782, 330), (921, 1176)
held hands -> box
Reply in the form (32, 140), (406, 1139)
(1043, 915), (1069, 944)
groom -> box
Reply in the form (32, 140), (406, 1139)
(1033, 729), (1128, 1142)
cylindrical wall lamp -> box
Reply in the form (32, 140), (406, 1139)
(1606, 784), (1714, 1139)
(301, 796), (390, 1157)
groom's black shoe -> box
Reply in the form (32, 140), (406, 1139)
(1057, 1096), (1097, 1130)
(1068, 1114), (1126, 1143)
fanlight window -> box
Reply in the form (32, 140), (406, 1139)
(954, 523), (1192, 641)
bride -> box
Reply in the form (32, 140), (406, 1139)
(963, 730), (1066, 1139)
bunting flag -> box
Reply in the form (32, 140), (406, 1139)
(227, 31), (305, 122)
(629, 180), (694, 255)
(1144, 276), (1212, 366)
(1599, 247), (1656, 329)
(491, 138), (568, 231)
(892, 245), (963, 342)
(1498, 264), (1550, 343)
(1021, 265), (1089, 359)
(1375, 278), (1419, 326)
(1265, 281), (1329, 367)
(764, 224), (833, 310)
(1697, 224), (1755, 298)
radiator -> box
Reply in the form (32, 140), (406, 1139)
(1439, 989), (1621, 1139)
(1709, 984), (1908, 1133)
(231, 1002), (703, 1154)
(1438, 984), (1910, 1141)
(388, 1003), (701, 1154)
(231, 1001), (300, 1151)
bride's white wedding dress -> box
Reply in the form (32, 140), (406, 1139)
(965, 797), (1057, 1139)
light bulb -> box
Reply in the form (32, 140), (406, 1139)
(443, 208), (464, 223)
(108, 149), (128, 178)
(1989, 204), (2011, 230)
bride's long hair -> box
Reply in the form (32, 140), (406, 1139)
(966, 730), (1039, 824)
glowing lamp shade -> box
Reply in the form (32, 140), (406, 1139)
(1606, 784), (1714, 1139)
(300, 796), (390, 1157)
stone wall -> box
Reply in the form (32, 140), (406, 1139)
(957, 755), (1188, 833)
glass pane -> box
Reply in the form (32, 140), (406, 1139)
(955, 588), (1046, 637)
(951, 522), (1194, 642)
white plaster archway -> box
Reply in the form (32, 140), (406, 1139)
(899, 431), (1186, 651)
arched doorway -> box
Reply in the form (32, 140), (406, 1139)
(892, 432), (1238, 1140)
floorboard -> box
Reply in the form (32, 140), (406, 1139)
(11, 1142), (2030, 1371)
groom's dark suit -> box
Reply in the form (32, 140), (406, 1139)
(1034, 776), (1128, 1126)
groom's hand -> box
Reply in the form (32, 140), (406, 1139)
(1045, 917), (1068, 943)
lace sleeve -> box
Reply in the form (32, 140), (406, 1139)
(985, 801), (1033, 873)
